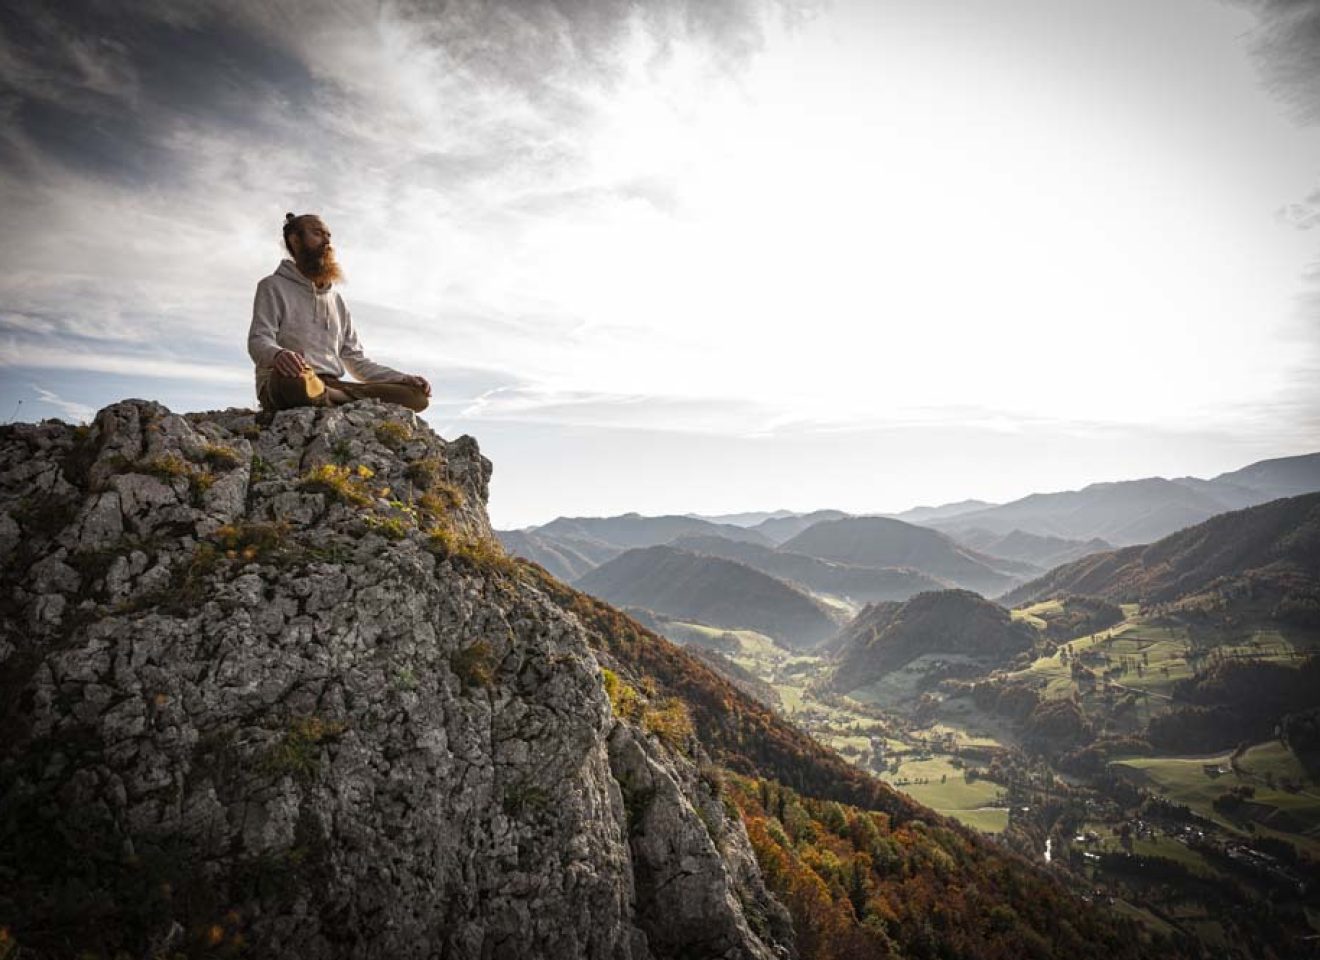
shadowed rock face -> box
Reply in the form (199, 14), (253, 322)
(0, 399), (789, 960)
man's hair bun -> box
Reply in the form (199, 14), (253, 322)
(282, 212), (304, 252)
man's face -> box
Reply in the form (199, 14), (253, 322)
(292, 218), (331, 258)
(290, 217), (343, 285)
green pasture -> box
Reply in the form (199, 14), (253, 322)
(846, 665), (928, 708)
(846, 653), (983, 709)
(1011, 615), (1317, 706)
(1238, 740), (1317, 786)
(1091, 831), (1221, 879)
(1111, 741), (1320, 856)
(664, 621), (784, 656)
(772, 683), (806, 714)
(925, 700), (1022, 753)
(1011, 599), (1063, 630)
(879, 755), (1007, 832)
(917, 720), (1003, 750)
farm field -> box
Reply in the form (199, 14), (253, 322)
(1010, 599), (1064, 630)
(665, 602), (1320, 865)
(1080, 822), (1221, 879)
(1003, 616), (1319, 727)
(656, 595), (1320, 956)
(1111, 741), (1320, 857)
(678, 624), (1016, 831)
(848, 653), (985, 710)
(877, 755), (1008, 833)
(1016, 620), (1194, 701)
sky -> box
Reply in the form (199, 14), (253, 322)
(1, 0), (1318, 529)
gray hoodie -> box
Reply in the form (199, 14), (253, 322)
(247, 260), (404, 396)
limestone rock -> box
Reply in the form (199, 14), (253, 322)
(0, 399), (791, 959)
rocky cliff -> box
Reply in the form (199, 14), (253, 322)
(0, 400), (790, 959)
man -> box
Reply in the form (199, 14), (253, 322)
(248, 212), (431, 413)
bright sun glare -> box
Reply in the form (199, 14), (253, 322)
(402, 0), (1314, 438)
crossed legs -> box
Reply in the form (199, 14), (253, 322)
(260, 369), (429, 413)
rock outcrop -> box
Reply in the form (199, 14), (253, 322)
(0, 400), (790, 959)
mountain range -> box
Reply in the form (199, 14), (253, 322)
(823, 589), (1039, 695)
(999, 490), (1320, 614)
(574, 544), (843, 647)
(668, 533), (946, 602)
(500, 452), (1320, 615)
(923, 452), (1320, 546)
(780, 516), (1023, 596)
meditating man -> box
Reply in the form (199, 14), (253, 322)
(248, 213), (431, 413)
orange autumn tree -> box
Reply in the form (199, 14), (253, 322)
(727, 777), (1188, 960)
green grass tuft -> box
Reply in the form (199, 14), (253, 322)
(298, 463), (373, 506)
(260, 716), (345, 782)
(374, 420), (412, 451)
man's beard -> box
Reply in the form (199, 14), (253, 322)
(296, 246), (344, 287)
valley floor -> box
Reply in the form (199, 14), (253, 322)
(650, 606), (1320, 958)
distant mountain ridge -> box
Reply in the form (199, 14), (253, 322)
(574, 544), (842, 647)
(495, 527), (618, 581)
(1000, 491), (1320, 614)
(749, 509), (851, 545)
(825, 589), (1038, 694)
(669, 533), (948, 603)
(497, 452), (1320, 624)
(925, 452), (1320, 546)
(536, 512), (774, 549)
(682, 509), (799, 527)
(952, 528), (1113, 571)
(1202, 453), (1320, 501)
(781, 516), (1020, 596)
(885, 499), (998, 524)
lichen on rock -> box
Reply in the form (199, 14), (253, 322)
(0, 399), (791, 959)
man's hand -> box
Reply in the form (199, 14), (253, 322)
(273, 350), (309, 377)
(401, 374), (431, 397)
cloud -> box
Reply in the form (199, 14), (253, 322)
(1241, 2), (1320, 229)
(0, 0), (806, 409)
(0, 340), (249, 383)
(1243, 0), (1320, 124)
(32, 385), (95, 423)
(1279, 187), (1320, 229)
(455, 384), (782, 435)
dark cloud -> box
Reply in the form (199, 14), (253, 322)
(1243, 0), (1320, 123)
(1242, 0), (1320, 449)
(0, 1), (318, 184)
(0, 0), (800, 187)
(389, 0), (778, 86)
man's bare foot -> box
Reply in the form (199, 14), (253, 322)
(325, 387), (351, 406)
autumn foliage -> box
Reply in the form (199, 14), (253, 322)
(524, 562), (923, 818)
(528, 563), (1196, 960)
(728, 777), (1187, 960)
